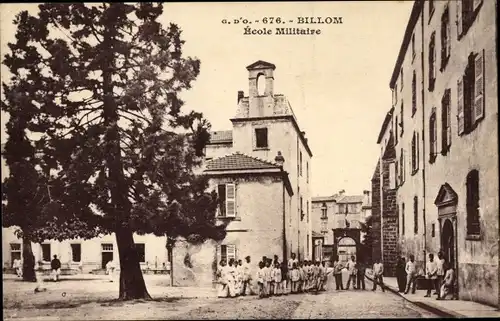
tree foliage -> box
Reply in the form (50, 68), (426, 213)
(359, 215), (373, 265)
(1, 3), (226, 299)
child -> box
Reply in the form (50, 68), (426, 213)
(280, 262), (288, 295)
(290, 263), (300, 293)
(273, 262), (282, 296)
(298, 261), (305, 293)
(304, 260), (312, 292)
(264, 259), (272, 297)
(269, 262), (276, 296)
(257, 261), (265, 298)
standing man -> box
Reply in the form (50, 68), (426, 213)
(435, 252), (445, 298)
(396, 256), (407, 292)
(106, 259), (116, 282)
(241, 256), (255, 296)
(404, 255), (417, 294)
(424, 253), (438, 297)
(371, 258), (385, 292)
(345, 255), (357, 290)
(287, 253), (298, 270)
(50, 255), (61, 282)
(356, 260), (366, 290)
(333, 256), (344, 290)
(12, 257), (22, 278)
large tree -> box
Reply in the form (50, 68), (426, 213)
(359, 215), (374, 265)
(1, 3), (226, 300)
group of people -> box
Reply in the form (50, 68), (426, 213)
(396, 252), (456, 300)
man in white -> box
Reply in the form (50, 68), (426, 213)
(424, 253), (438, 297)
(241, 256), (255, 295)
(371, 258), (385, 292)
(287, 253), (298, 293)
(106, 259), (116, 282)
(287, 253), (298, 270)
(345, 255), (357, 290)
(404, 255), (417, 294)
(12, 258), (22, 278)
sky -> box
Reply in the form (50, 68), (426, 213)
(0, 1), (414, 197)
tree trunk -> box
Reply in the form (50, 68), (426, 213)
(168, 245), (174, 287)
(116, 226), (151, 300)
(22, 235), (36, 282)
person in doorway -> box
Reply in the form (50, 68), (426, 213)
(404, 255), (417, 294)
(12, 257), (22, 278)
(50, 255), (61, 282)
(435, 252), (445, 299)
(356, 260), (366, 290)
(371, 258), (385, 292)
(345, 255), (357, 290)
(437, 262), (455, 300)
(106, 259), (116, 282)
(396, 256), (407, 292)
(34, 260), (47, 293)
(425, 253), (438, 297)
(333, 256), (344, 290)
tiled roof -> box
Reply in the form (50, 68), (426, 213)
(337, 195), (364, 204)
(209, 130), (233, 144)
(312, 195), (339, 203)
(205, 152), (280, 171)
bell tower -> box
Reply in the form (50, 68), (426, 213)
(246, 60), (276, 117)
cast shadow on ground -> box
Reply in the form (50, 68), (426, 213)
(7, 297), (183, 310)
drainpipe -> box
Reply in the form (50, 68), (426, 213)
(420, 4), (427, 270)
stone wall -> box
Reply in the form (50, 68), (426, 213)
(371, 160), (381, 263)
(381, 155), (399, 277)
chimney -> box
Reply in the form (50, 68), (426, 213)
(237, 90), (244, 104)
(339, 189), (345, 196)
(275, 151), (285, 166)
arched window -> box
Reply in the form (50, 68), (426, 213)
(466, 170), (480, 235)
(256, 73), (266, 96)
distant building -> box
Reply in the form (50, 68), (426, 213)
(311, 190), (371, 263)
(373, 0), (498, 307)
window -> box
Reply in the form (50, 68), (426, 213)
(441, 89), (452, 154)
(429, 109), (437, 163)
(10, 243), (21, 262)
(400, 69), (404, 89)
(338, 204), (347, 214)
(300, 196), (304, 220)
(347, 204), (360, 214)
(299, 151), (303, 176)
(394, 116), (398, 145)
(412, 71), (417, 116)
(411, 131), (419, 174)
(458, 50), (485, 136)
(71, 244), (81, 262)
(321, 203), (327, 219)
(389, 162), (396, 189)
(413, 196), (418, 234)
(321, 220), (327, 232)
(255, 128), (268, 149)
(401, 203), (405, 236)
(41, 244), (51, 262)
(399, 148), (406, 185)
(400, 100), (404, 135)
(457, 0), (483, 38)
(306, 201), (309, 223)
(440, 6), (451, 70)
(135, 243), (145, 263)
(429, 0), (435, 20)
(411, 33), (416, 61)
(217, 244), (236, 265)
(217, 183), (236, 218)
(466, 170), (480, 236)
(306, 162), (309, 183)
(431, 223), (436, 237)
(429, 31), (436, 91)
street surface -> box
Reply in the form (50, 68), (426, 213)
(3, 274), (437, 320)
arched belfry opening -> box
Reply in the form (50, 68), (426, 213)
(256, 73), (266, 96)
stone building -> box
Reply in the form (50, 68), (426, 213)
(2, 60), (313, 288)
(374, 0), (498, 307)
(311, 190), (371, 263)
(204, 60), (313, 264)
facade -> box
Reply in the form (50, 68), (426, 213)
(205, 60), (313, 262)
(311, 190), (371, 263)
(374, 0), (498, 307)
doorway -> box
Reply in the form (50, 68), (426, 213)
(441, 219), (455, 266)
(101, 243), (114, 269)
(337, 237), (357, 263)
